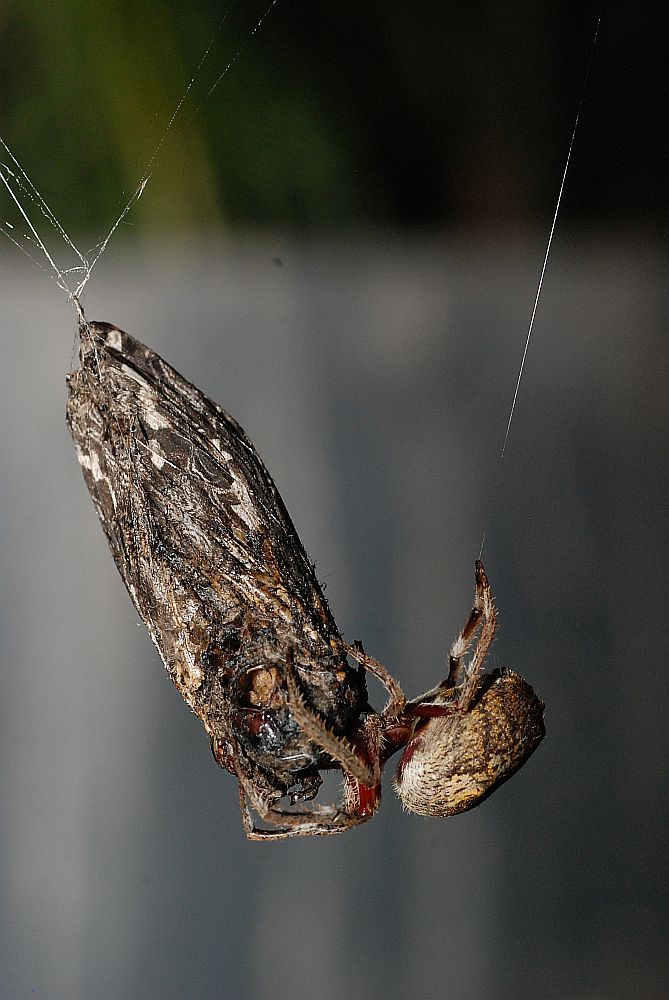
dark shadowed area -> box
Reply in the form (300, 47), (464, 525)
(1, 3), (667, 999)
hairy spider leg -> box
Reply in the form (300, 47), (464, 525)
(447, 560), (498, 711)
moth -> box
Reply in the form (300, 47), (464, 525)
(66, 318), (545, 839)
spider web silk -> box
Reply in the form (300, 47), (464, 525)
(478, 14), (601, 560)
(0, 0), (281, 315)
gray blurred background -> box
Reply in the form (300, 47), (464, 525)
(1, 3), (667, 999)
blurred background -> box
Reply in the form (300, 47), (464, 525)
(1, 2), (667, 999)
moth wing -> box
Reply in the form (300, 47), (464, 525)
(66, 321), (343, 706)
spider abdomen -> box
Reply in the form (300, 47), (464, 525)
(394, 670), (545, 817)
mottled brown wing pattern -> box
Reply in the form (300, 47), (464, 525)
(66, 321), (368, 814)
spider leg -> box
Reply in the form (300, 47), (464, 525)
(237, 774), (368, 840)
(446, 598), (484, 687)
(450, 560), (498, 711)
(284, 659), (376, 787)
(344, 641), (406, 717)
(341, 712), (386, 818)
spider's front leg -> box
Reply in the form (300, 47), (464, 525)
(447, 559), (498, 710)
(237, 778), (370, 840)
(392, 562), (545, 817)
(339, 641), (412, 819)
(397, 559), (497, 728)
(235, 657), (391, 840)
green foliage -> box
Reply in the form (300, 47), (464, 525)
(1, 0), (376, 237)
(1, 2), (656, 237)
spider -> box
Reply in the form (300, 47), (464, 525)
(233, 562), (545, 840)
